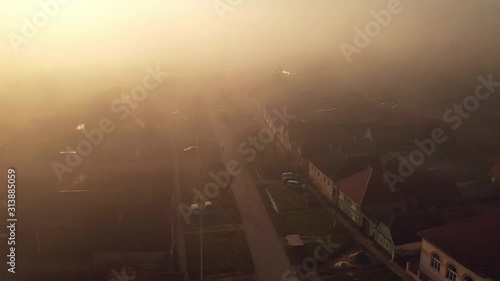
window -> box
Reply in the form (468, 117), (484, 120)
(384, 239), (389, 249)
(446, 264), (457, 281)
(463, 276), (474, 281)
(344, 197), (351, 206)
(351, 202), (357, 211)
(430, 253), (441, 271)
(339, 193), (344, 200)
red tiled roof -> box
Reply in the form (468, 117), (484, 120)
(418, 211), (500, 280)
(333, 168), (406, 206)
(397, 169), (459, 209)
(386, 206), (497, 245)
(490, 162), (500, 178)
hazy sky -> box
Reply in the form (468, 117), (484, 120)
(1, 0), (499, 93)
(0, 0), (499, 144)
(1, 1), (499, 69)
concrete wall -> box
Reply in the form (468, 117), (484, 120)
(395, 242), (421, 257)
(419, 240), (493, 281)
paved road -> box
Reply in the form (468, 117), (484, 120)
(204, 100), (293, 281)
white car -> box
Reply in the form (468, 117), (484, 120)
(286, 180), (307, 191)
(190, 201), (213, 215)
(281, 172), (300, 180)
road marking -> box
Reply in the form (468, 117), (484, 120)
(265, 187), (279, 214)
(253, 168), (261, 179)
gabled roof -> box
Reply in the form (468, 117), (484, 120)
(334, 168), (406, 206)
(309, 153), (378, 181)
(309, 152), (349, 181)
(340, 138), (374, 156)
(296, 141), (330, 158)
(418, 211), (500, 280)
(364, 124), (437, 149)
(490, 162), (500, 178)
(385, 206), (497, 246)
(286, 122), (354, 143)
(397, 169), (459, 209)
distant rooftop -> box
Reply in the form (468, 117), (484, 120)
(418, 211), (500, 280)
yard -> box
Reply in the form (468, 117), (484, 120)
(185, 231), (254, 279)
(180, 160), (242, 229)
(251, 146), (402, 281)
(258, 183), (354, 263)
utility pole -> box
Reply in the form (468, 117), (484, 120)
(192, 95), (203, 281)
(334, 184), (339, 228)
(199, 164), (203, 281)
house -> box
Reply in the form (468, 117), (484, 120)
(489, 162), (500, 184)
(308, 153), (379, 200)
(333, 168), (407, 236)
(417, 211), (500, 281)
(397, 169), (460, 211)
(293, 123), (374, 170)
(309, 152), (349, 200)
(295, 141), (331, 171)
(374, 206), (497, 258)
(457, 181), (500, 203)
(363, 124), (439, 153)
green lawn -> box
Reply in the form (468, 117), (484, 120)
(257, 183), (354, 266)
(181, 161), (242, 229)
(265, 185), (309, 211)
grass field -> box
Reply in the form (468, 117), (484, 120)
(185, 231), (254, 278)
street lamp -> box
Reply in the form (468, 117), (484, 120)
(182, 146), (199, 152)
(179, 145), (204, 280)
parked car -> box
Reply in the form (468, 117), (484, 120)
(286, 180), (307, 191)
(282, 176), (297, 184)
(281, 172), (300, 180)
(190, 201), (213, 215)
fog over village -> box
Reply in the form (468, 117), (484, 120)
(0, 1), (499, 281)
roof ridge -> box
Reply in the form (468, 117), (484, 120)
(418, 210), (500, 236)
(359, 167), (373, 205)
(333, 167), (371, 186)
